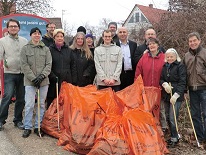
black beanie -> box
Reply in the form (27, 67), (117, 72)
(77, 26), (86, 34)
(30, 27), (42, 36)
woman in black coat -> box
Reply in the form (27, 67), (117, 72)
(70, 32), (95, 87)
(160, 48), (187, 147)
(46, 29), (77, 108)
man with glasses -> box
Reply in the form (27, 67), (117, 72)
(42, 22), (56, 47)
(0, 18), (28, 131)
(94, 29), (122, 92)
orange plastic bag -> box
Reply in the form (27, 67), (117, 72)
(41, 96), (64, 138)
(123, 108), (169, 155)
(57, 83), (108, 154)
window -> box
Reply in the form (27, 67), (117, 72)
(141, 14), (147, 22)
(128, 16), (134, 23)
(135, 13), (139, 22)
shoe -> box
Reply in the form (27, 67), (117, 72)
(14, 122), (24, 130)
(167, 139), (179, 148)
(22, 129), (31, 138)
(0, 122), (4, 131)
(34, 128), (44, 137)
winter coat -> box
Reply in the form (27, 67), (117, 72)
(0, 34), (28, 74)
(94, 43), (122, 86)
(160, 61), (187, 102)
(72, 48), (95, 87)
(134, 41), (166, 65)
(183, 46), (206, 90)
(47, 43), (77, 98)
(41, 34), (54, 47)
(20, 40), (52, 86)
(135, 51), (165, 88)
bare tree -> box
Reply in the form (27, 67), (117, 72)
(155, 0), (206, 57)
(0, 0), (54, 16)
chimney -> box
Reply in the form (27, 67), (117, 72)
(149, 4), (153, 8)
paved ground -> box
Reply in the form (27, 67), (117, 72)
(0, 131), (21, 155)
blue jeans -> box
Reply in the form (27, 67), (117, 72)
(24, 85), (48, 130)
(164, 101), (182, 142)
(0, 73), (25, 124)
(189, 90), (206, 142)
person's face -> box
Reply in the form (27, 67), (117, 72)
(31, 31), (41, 43)
(189, 36), (201, 50)
(166, 52), (177, 64)
(76, 34), (84, 47)
(108, 24), (117, 36)
(145, 29), (156, 41)
(54, 32), (64, 44)
(103, 32), (112, 45)
(86, 37), (93, 46)
(47, 23), (56, 35)
(148, 41), (159, 53)
(7, 21), (19, 36)
(117, 27), (128, 41)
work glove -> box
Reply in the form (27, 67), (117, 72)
(170, 92), (180, 105)
(32, 74), (45, 88)
(162, 82), (173, 94)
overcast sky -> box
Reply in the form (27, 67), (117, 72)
(52, 0), (169, 27)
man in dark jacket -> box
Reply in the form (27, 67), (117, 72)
(116, 27), (137, 90)
(134, 27), (165, 65)
(41, 22), (56, 47)
(183, 32), (206, 144)
(97, 22), (119, 46)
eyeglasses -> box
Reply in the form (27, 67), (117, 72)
(48, 27), (56, 29)
(104, 36), (112, 38)
(8, 25), (19, 28)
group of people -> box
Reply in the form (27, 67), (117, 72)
(0, 18), (205, 150)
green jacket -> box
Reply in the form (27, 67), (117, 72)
(21, 40), (52, 86)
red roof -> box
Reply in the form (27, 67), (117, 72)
(137, 4), (167, 24)
(123, 4), (167, 26)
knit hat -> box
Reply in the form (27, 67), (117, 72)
(108, 22), (117, 28)
(77, 26), (86, 34)
(53, 29), (65, 37)
(85, 34), (93, 39)
(30, 27), (42, 36)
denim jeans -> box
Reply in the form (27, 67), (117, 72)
(24, 85), (48, 129)
(164, 101), (182, 142)
(0, 73), (25, 124)
(189, 89), (206, 142)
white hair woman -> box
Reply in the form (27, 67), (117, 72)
(160, 48), (187, 147)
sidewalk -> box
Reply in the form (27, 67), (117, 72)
(0, 131), (21, 155)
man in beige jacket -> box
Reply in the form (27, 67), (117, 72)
(94, 29), (122, 92)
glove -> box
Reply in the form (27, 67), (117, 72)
(32, 74), (45, 88)
(162, 82), (173, 94)
(170, 93), (180, 105)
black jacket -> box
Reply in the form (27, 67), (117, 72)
(134, 41), (166, 65)
(160, 61), (187, 102)
(116, 40), (137, 71)
(72, 48), (95, 87)
(47, 43), (77, 98)
(41, 34), (54, 47)
(116, 40), (137, 89)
